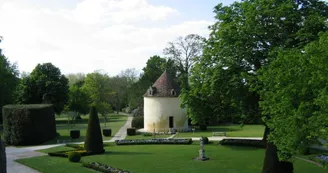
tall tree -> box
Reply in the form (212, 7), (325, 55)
(16, 63), (69, 114)
(163, 34), (204, 89)
(183, 0), (328, 172)
(83, 71), (113, 127)
(65, 73), (85, 87)
(0, 39), (19, 122)
(259, 31), (328, 161)
(66, 80), (90, 117)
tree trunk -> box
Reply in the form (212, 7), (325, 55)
(0, 137), (6, 173)
(262, 126), (293, 173)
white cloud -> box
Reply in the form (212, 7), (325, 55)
(0, 0), (212, 76)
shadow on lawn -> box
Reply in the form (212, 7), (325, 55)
(192, 127), (241, 132)
(55, 118), (125, 125)
(104, 151), (152, 155)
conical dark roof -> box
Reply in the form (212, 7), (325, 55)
(144, 70), (180, 97)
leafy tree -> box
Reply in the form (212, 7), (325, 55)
(83, 71), (114, 127)
(66, 80), (90, 119)
(163, 34), (204, 89)
(0, 39), (19, 122)
(16, 63), (69, 114)
(259, 31), (328, 161)
(84, 106), (104, 154)
(183, 0), (328, 172)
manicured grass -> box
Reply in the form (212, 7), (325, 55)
(42, 114), (127, 144)
(125, 134), (172, 140)
(175, 124), (265, 138)
(17, 142), (326, 173)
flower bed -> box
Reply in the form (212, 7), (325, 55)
(309, 154), (328, 167)
(115, 138), (192, 145)
(82, 162), (133, 173)
(219, 139), (265, 148)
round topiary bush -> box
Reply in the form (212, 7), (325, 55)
(127, 128), (136, 136)
(70, 130), (80, 139)
(102, 128), (111, 137)
(201, 136), (209, 144)
(67, 151), (81, 162)
(131, 116), (144, 129)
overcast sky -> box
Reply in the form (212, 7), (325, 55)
(0, 0), (236, 76)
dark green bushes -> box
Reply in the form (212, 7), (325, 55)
(84, 106), (104, 154)
(127, 128), (136, 136)
(2, 104), (56, 145)
(68, 151), (81, 162)
(219, 139), (265, 148)
(70, 130), (80, 139)
(131, 116), (144, 129)
(0, 137), (6, 173)
(102, 129), (111, 137)
(201, 136), (209, 144)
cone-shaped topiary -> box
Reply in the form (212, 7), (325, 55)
(0, 137), (6, 173)
(84, 106), (104, 154)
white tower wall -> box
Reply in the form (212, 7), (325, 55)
(144, 97), (188, 132)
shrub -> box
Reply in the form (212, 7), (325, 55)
(102, 129), (111, 137)
(70, 130), (80, 139)
(201, 136), (209, 144)
(199, 125), (207, 131)
(2, 104), (56, 145)
(82, 162), (132, 173)
(115, 138), (193, 145)
(127, 128), (136, 136)
(0, 137), (6, 173)
(219, 139), (265, 148)
(84, 106), (105, 154)
(68, 151), (81, 162)
(131, 116), (144, 129)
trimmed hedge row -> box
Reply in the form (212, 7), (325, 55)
(115, 138), (193, 145)
(82, 162), (133, 173)
(219, 139), (265, 148)
(2, 104), (56, 145)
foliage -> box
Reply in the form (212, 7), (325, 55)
(16, 63), (69, 114)
(84, 106), (104, 154)
(131, 116), (144, 129)
(0, 137), (6, 173)
(69, 130), (80, 139)
(102, 129), (111, 137)
(2, 104), (56, 145)
(0, 48), (19, 122)
(259, 32), (328, 160)
(83, 71), (113, 127)
(219, 139), (265, 148)
(163, 34), (204, 89)
(66, 80), (90, 117)
(127, 128), (136, 136)
(82, 161), (133, 173)
(65, 73), (85, 87)
(115, 138), (193, 145)
(67, 151), (81, 162)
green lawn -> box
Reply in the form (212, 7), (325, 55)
(42, 114), (128, 144)
(174, 125), (265, 138)
(17, 143), (326, 173)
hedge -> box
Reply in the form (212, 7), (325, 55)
(127, 128), (136, 136)
(131, 116), (143, 129)
(2, 104), (56, 145)
(115, 138), (193, 145)
(84, 106), (104, 154)
(219, 139), (265, 148)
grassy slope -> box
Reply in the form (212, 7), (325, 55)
(175, 125), (265, 138)
(18, 143), (326, 173)
(43, 114), (127, 144)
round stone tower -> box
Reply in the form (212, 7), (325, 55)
(143, 70), (188, 132)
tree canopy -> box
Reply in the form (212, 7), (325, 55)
(16, 63), (68, 114)
(259, 31), (328, 160)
